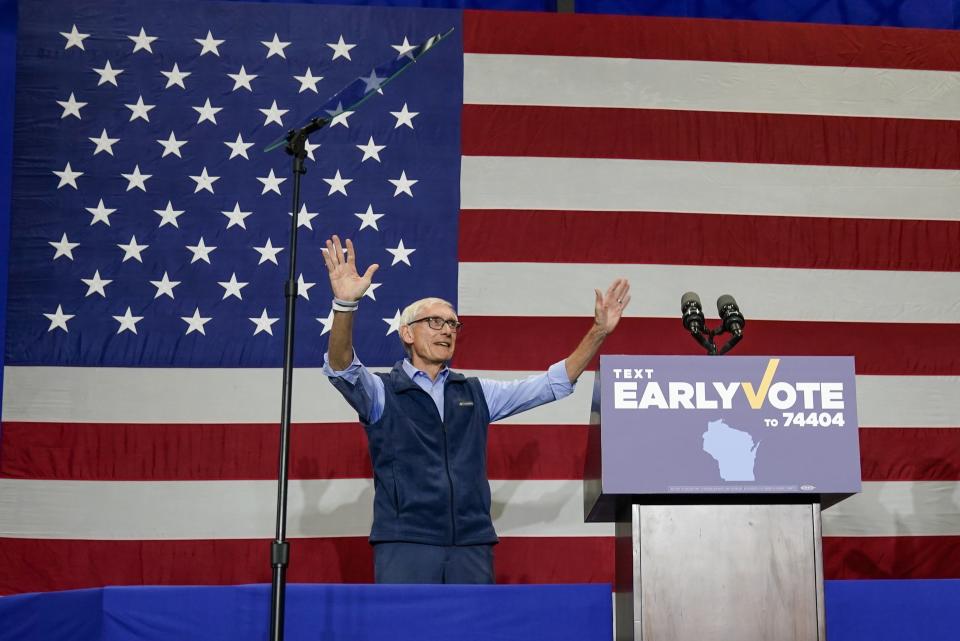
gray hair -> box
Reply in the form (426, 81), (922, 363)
(398, 297), (456, 356)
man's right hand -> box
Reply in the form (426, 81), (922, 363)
(322, 235), (379, 302)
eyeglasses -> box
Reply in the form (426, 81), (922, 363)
(409, 316), (463, 333)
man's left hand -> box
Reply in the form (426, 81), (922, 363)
(594, 278), (631, 335)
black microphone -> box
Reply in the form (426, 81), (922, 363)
(717, 294), (745, 336)
(681, 291), (705, 335)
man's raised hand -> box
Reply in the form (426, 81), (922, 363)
(594, 278), (631, 336)
(322, 235), (379, 302)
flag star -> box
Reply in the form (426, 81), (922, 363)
(290, 203), (318, 230)
(304, 139), (320, 162)
(222, 202), (253, 229)
(391, 36), (416, 58)
(156, 131), (188, 158)
(261, 33), (291, 59)
(253, 238), (284, 265)
(44, 304), (74, 332)
(181, 308), (212, 335)
(161, 63), (191, 89)
(195, 30), (224, 56)
(297, 273), (316, 300)
(150, 271), (180, 299)
(49, 233), (79, 260)
(355, 204), (384, 231)
(186, 237), (216, 264)
(81, 270), (112, 297)
(251, 309), (280, 336)
(93, 60), (124, 86)
(117, 235), (148, 263)
(53, 162), (83, 189)
(257, 169), (286, 195)
(57, 92), (87, 119)
(114, 307), (144, 335)
(259, 100), (288, 127)
(293, 67), (323, 93)
(227, 65), (257, 92)
(323, 170), (352, 196)
(357, 136), (386, 163)
(89, 128), (119, 155)
(363, 282), (382, 301)
(327, 35), (356, 61)
(389, 171), (418, 197)
(224, 133), (254, 160)
(383, 309), (402, 335)
(193, 98), (222, 125)
(125, 95), (155, 122)
(121, 164), (151, 192)
(128, 27), (157, 53)
(218, 273), (249, 300)
(154, 200), (185, 228)
(60, 24), (90, 50)
(325, 102), (354, 128)
(386, 239), (416, 266)
(391, 103), (419, 129)
(189, 167), (220, 194)
(86, 198), (117, 226)
(360, 70), (384, 95)
(317, 310), (334, 336)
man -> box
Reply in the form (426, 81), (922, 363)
(321, 235), (631, 583)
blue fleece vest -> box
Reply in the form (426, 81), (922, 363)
(361, 361), (496, 546)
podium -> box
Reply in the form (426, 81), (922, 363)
(585, 356), (862, 641)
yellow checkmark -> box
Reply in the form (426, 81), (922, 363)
(741, 358), (780, 409)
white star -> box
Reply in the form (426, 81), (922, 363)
(257, 169), (286, 195)
(161, 63), (191, 89)
(327, 35), (356, 60)
(222, 202), (253, 229)
(85, 198), (116, 226)
(117, 235), (148, 263)
(44, 304), (74, 332)
(89, 128), (119, 155)
(218, 273), (249, 300)
(49, 233), (79, 260)
(81, 270), (111, 297)
(356, 136), (385, 163)
(290, 203), (318, 230)
(360, 70), (384, 95)
(60, 25), (90, 51)
(251, 309), (279, 336)
(186, 237), (216, 264)
(93, 60), (124, 86)
(317, 310), (334, 336)
(189, 167), (220, 194)
(389, 171), (418, 197)
(114, 307), (144, 335)
(253, 238), (284, 265)
(181, 308), (212, 335)
(121, 165), (151, 192)
(195, 31), (224, 56)
(383, 309), (402, 335)
(391, 103), (419, 129)
(259, 100), (288, 127)
(303, 139), (320, 162)
(293, 67), (323, 93)
(150, 271), (180, 299)
(125, 95), (155, 122)
(391, 36), (416, 58)
(325, 102), (354, 128)
(261, 33), (291, 59)
(323, 170), (352, 196)
(355, 204), (384, 231)
(227, 65), (257, 92)
(154, 201), (185, 228)
(53, 162), (83, 189)
(364, 282), (382, 301)
(297, 273), (316, 300)
(193, 98), (222, 125)
(128, 27), (157, 53)
(386, 239), (416, 266)
(156, 131), (188, 158)
(224, 133), (254, 160)
(57, 92), (87, 119)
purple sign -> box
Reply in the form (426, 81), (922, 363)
(597, 356), (861, 494)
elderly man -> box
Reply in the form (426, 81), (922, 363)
(321, 235), (631, 584)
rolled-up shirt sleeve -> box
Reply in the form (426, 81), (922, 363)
(479, 359), (575, 423)
(322, 351), (386, 424)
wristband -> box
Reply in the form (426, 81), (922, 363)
(332, 298), (359, 313)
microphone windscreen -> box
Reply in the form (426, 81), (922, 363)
(681, 291), (702, 311)
(716, 294), (738, 314)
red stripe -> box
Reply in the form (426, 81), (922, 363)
(459, 210), (960, 272)
(464, 10), (960, 71)
(823, 536), (960, 580)
(859, 428), (960, 481)
(462, 106), (960, 170)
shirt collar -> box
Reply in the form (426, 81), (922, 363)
(402, 359), (449, 384)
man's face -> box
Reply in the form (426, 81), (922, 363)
(400, 302), (459, 368)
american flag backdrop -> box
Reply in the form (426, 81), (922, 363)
(1, 0), (959, 595)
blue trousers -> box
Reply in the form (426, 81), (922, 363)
(373, 542), (495, 584)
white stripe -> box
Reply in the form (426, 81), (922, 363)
(458, 262), (960, 324)
(0, 479), (955, 539)
(461, 156), (960, 220)
(464, 54), (960, 121)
